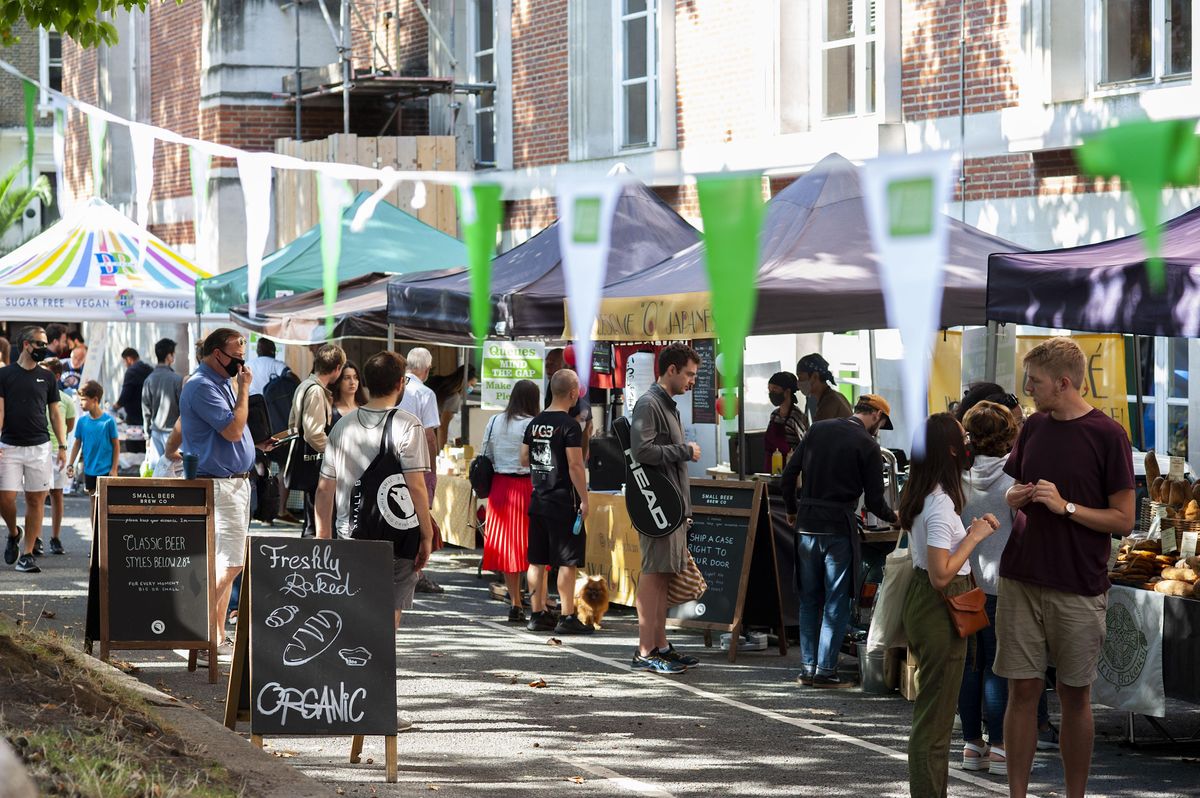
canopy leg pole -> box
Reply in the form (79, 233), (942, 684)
(1133, 335), (1147, 450)
(736, 354), (746, 480)
(984, 321), (999, 384)
(388, 323), (395, 352)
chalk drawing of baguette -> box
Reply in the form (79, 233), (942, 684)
(282, 610), (343, 666)
(338, 647), (371, 667)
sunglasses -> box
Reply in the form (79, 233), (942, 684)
(30, 341), (48, 348)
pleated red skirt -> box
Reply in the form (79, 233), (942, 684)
(482, 473), (532, 573)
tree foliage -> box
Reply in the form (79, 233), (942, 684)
(0, 159), (52, 250)
(1, 1), (183, 48)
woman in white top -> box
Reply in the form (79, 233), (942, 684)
(899, 413), (998, 798)
(481, 379), (540, 622)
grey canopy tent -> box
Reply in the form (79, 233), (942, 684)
(986, 205), (1200, 338)
(228, 272), (394, 343)
(596, 153), (1026, 336)
(384, 179), (700, 343)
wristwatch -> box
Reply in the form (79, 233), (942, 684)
(1064, 502), (1077, 517)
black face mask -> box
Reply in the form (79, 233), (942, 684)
(769, 393), (785, 407)
(29, 345), (49, 362)
(218, 350), (244, 379)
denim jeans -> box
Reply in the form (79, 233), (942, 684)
(958, 593), (1050, 747)
(150, 429), (170, 458)
(795, 532), (852, 676)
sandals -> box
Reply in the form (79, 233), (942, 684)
(962, 742), (990, 772)
(962, 742), (1007, 775)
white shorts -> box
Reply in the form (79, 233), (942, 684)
(213, 477), (251, 571)
(50, 447), (70, 491)
(0, 443), (54, 493)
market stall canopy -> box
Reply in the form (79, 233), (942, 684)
(196, 193), (465, 316)
(584, 153), (1025, 341)
(385, 180), (700, 343)
(228, 272), (392, 344)
(0, 197), (210, 322)
(987, 207), (1200, 337)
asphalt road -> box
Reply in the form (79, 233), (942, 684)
(3, 495), (1200, 797)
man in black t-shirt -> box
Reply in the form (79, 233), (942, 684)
(0, 326), (68, 574)
(544, 347), (593, 462)
(521, 368), (591, 635)
(112, 347), (155, 427)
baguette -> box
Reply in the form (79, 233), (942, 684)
(1169, 480), (1189, 508)
(1145, 451), (1161, 482)
(1151, 476), (1166, 503)
(1161, 567), (1200, 583)
(1154, 580), (1194, 597)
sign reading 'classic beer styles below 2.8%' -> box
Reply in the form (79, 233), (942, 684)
(481, 340), (545, 410)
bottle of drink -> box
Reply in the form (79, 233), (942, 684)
(771, 448), (783, 476)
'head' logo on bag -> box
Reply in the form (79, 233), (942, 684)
(377, 474), (419, 530)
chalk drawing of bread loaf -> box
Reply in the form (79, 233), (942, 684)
(282, 610), (343, 666)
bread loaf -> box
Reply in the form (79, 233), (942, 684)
(1191, 482), (1200, 505)
(1161, 567), (1200, 582)
(1184, 555), (1200, 571)
(1145, 451), (1161, 482)
(1151, 477), (1166, 503)
(1154, 580), (1194, 597)
(1170, 480), (1189, 508)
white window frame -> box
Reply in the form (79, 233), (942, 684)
(819, 0), (879, 120)
(614, 0), (657, 151)
(1090, 0), (1191, 93)
(470, 0), (497, 167)
(38, 28), (63, 113)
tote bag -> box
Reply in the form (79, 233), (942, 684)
(865, 531), (914, 655)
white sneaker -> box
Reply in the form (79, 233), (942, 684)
(397, 711), (414, 731)
(196, 638), (234, 665)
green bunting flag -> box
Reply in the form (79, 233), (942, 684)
(1076, 118), (1200, 293)
(23, 80), (36, 184)
(317, 173), (354, 339)
(456, 182), (504, 342)
(696, 173), (765, 419)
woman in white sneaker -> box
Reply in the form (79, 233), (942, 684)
(900, 413), (998, 798)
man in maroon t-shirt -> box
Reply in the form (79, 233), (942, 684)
(996, 337), (1134, 798)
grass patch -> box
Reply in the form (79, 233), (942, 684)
(0, 617), (247, 797)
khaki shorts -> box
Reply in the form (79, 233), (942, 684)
(213, 477), (251, 571)
(639, 523), (688, 575)
(393, 557), (420, 611)
(993, 577), (1108, 688)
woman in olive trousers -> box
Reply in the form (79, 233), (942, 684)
(899, 414), (998, 797)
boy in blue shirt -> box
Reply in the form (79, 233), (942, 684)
(67, 381), (119, 521)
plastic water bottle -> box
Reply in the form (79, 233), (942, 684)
(572, 512), (583, 536)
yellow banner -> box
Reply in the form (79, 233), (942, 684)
(1015, 334), (1130, 436)
(565, 292), (717, 342)
(929, 331), (963, 415)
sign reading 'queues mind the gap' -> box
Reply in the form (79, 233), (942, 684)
(481, 340), (545, 410)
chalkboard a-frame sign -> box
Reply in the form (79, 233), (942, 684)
(224, 536), (399, 782)
(667, 479), (788, 661)
(94, 478), (217, 682)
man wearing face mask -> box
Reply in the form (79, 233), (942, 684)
(781, 393), (897, 688)
(795, 353), (852, 432)
(180, 328), (255, 660)
(765, 372), (804, 473)
(0, 326), (68, 573)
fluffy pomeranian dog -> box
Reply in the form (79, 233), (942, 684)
(574, 575), (611, 629)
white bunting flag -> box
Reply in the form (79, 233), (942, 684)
(51, 102), (67, 214)
(189, 148), (212, 232)
(317, 172), (355, 337)
(557, 180), (622, 391)
(87, 114), (107, 194)
(128, 123), (156, 273)
(860, 151), (956, 456)
(237, 153), (274, 317)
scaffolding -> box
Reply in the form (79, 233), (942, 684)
(278, 0), (491, 138)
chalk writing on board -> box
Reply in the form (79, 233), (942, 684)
(282, 610), (344, 666)
(256, 682), (367, 725)
(339, 647), (371, 667)
(259, 543), (361, 598)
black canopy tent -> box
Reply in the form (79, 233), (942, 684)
(384, 179), (700, 344)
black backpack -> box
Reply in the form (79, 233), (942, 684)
(262, 367), (300, 435)
(348, 410), (422, 557)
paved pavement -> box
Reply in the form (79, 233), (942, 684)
(4, 495), (1200, 797)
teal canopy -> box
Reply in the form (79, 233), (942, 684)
(195, 192), (465, 315)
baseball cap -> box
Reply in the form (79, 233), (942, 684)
(857, 394), (894, 429)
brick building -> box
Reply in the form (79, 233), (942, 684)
(0, 21), (60, 251)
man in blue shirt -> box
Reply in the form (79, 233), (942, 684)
(180, 328), (254, 658)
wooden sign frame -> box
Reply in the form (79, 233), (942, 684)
(667, 480), (788, 662)
(95, 477), (217, 682)
(224, 536), (398, 783)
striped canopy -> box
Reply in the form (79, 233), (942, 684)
(0, 197), (210, 321)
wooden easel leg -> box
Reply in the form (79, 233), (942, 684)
(386, 735), (397, 783)
(251, 734), (263, 749)
(727, 624), (740, 663)
(188, 649), (197, 673)
(84, 638), (93, 656)
(703, 630), (713, 648)
(207, 648), (217, 683)
(776, 625), (788, 657)
(350, 734), (364, 764)
(99, 642), (109, 662)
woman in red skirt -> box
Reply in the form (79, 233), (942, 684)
(482, 379), (541, 622)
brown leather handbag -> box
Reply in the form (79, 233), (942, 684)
(942, 574), (990, 637)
